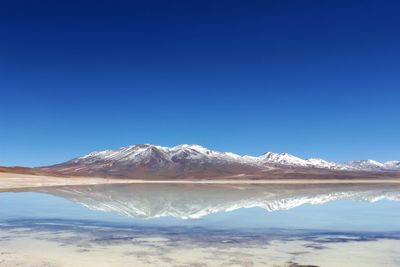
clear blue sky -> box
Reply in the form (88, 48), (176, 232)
(1, 0), (399, 167)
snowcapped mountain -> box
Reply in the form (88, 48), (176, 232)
(384, 161), (400, 169)
(65, 144), (338, 169)
(46, 144), (263, 178)
(259, 152), (337, 169)
(345, 160), (384, 170)
(260, 152), (308, 166)
(306, 158), (337, 169)
(344, 160), (400, 171)
(40, 144), (400, 179)
(71, 144), (248, 166)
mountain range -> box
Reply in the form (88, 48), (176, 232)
(17, 144), (396, 179)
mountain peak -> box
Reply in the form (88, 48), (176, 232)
(260, 152), (308, 166)
(346, 159), (384, 169)
(43, 144), (400, 178)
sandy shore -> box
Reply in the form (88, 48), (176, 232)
(1, 172), (400, 191)
(0, 173), (139, 191)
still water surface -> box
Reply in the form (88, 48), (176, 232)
(1, 183), (400, 266)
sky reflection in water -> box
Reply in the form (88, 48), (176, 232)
(2, 184), (400, 266)
(1, 183), (400, 232)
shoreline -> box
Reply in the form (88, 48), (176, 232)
(1, 172), (400, 191)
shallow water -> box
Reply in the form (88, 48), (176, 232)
(1, 183), (400, 266)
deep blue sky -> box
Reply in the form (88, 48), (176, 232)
(1, 0), (399, 167)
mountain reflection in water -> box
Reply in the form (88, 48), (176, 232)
(2, 183), (400, 266)
(37, 183), (400, 219)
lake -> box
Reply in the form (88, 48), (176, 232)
(1, 183), (400, 266)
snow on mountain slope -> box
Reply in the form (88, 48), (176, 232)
(306, 158), (337, 168)
(47, 144), (399, 175)
(260, 152), (308, 166)
(384, 161), (400, 169)
(71, 144), (333, 168)
(343, 159), (390, 171)
(71, 144), (253, 166)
